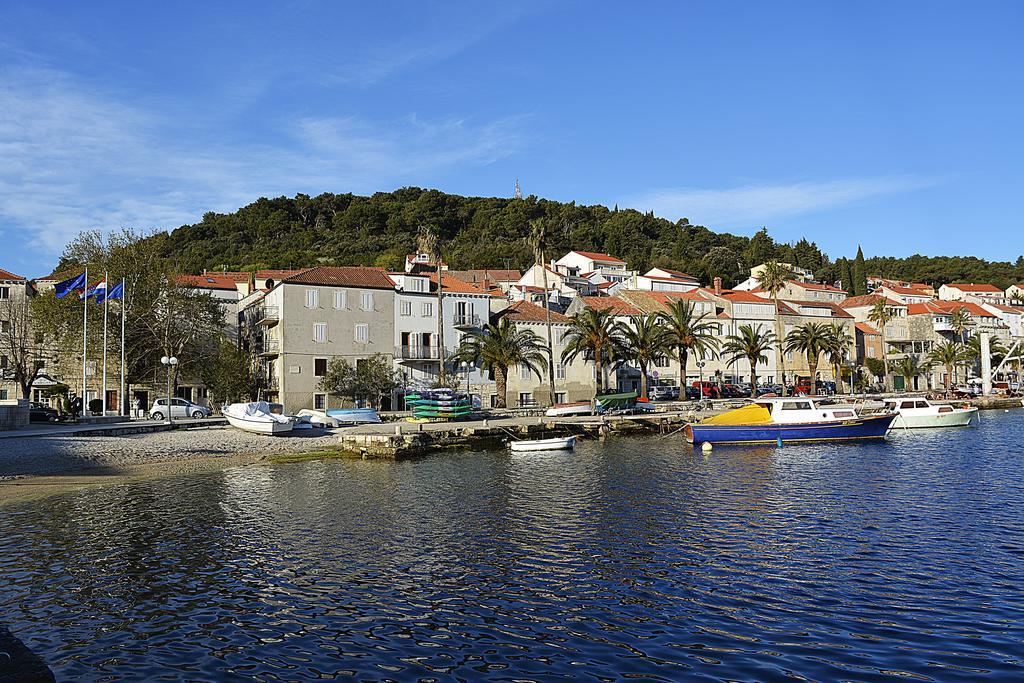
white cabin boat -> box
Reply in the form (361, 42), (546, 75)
(883, 397), (978, 429)
(545, 402), (594, 417)
(223, 401), (294, 435)
(509, 436), (577, 452)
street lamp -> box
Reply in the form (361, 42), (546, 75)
(696, 360), (706, 399)
(161, 355), (178, 426)
(462, 361), (471, 397)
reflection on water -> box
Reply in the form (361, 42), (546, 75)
(3, 411), (1024, 679)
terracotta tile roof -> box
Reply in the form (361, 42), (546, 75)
(788, 280), (846, 292)
(783, 300), (854, 318)
(984, 303), (1021, 314)
(256, 269), (305, 280)
(37, 268), (78, 282)
(880, 284), (931, 296)
(0, 268), (26, 281)
(570, 250), (625, 263)
(579, 296), (642, 316)
(840, 294), (904, 309)
(426, 273), (492, 295)
(499, 300), (569, 323)
(283, 266), (396, 290)
(177, 274), (242, 291)
(716, 289), (774, 304)
(907, 300), (998, 318)
(202, 269), (252, 283)
(944, 283), (1002, 293)
(855, 322), (880, 335)
(650, 267), (698, 280)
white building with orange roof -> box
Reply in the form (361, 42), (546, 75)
(631, 267), (700, 293)
(938, 283), (1006, 305)
(981, 302), (1024, 339)
(876, 283), (933, 305)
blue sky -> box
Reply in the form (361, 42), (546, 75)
(1, 0), (1022, 277)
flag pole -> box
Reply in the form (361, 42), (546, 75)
(120, 278), (126, 417)
(82, 266), (89, 411)
(102, 271), (109, 415)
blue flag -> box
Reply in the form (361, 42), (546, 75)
(55, 272), (87, 299)
(96, 281), (123, 304)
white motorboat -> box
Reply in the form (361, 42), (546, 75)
(509, 436), (577, 452)
(296, 409), (340, 428)
(545, 402), (594, 417)
(883, 397), (978, 429)
(223, 401), (294, 435)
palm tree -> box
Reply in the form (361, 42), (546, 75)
(784, 322), (833, 394)
(657, 299), (720, 390)
(561, 307), (623, 399)
(455, 319), (547, 408)
(529, 218), (557, 406)
(757, 261), (793, 388)
(950, 306), (972, 345)
(867, 299), (894, 392)
(891, 356), (922, 392)
(721, 325), (776, 389)
(616, 314), (670, 399)
(826, 323), (853, 394)
(926, 340), (967, 393)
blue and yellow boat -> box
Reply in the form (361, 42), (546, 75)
(685, 398), (897, 446)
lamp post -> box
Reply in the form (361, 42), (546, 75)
(161, 355), (178, 426)
(697, 360), (706, 399)
(462, 361), (471, 397)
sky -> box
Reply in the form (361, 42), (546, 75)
(1, 0), (1022, 277)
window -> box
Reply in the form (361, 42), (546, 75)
(900, 401), (916, 409)
(555, 392), (566, 404)
(314, 358), (328, 376)
(314, 393), (326, 410)
(334, 291), (346, 309)
(306, 289), (319, 309)
(490, 394), (498, 408)
(0, 320), (8, 333)
(654, 356), (670, 368)
(518, 392), (532, 406)
(400, 301), (412, 316)
(781, 401), (812, 411)
(915, 401), (929, 409)
(361, 292), (374, 311)
(0, 286), (8, 299)
(314, 323), (328, 343)
(355, 324), (369, 343)
(555, 363), (566, 380)
(0, 389), (7, 400)
(422, 302), (433, 317)
(0, 355), (7, 369)
(519, 363), (531, 379)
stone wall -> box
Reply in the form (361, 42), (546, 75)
(0, 399), (29, 431)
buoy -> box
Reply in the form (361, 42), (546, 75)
(701, 441), (713, 453)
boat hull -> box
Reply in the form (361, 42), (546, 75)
(510, 436), (576, 452)
(685, 413), (897, 445)
(325, 408), (381, 424)
(893, 407), (977, 429)
(224, 414), (294, 435)
(545, 403), (593, 417)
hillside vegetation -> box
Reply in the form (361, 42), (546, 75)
(140, 187), (1022, 290)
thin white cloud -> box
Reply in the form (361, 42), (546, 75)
(0, 66), (525, 263)
(626, 177), (939, 227)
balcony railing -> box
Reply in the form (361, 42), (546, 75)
(453, 313), (481, 328)
(258, 338), (280, 356)
(396, 345), (442, 360)
(255, 306), (279, 326)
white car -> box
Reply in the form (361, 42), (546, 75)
(149, 398), (212, 420)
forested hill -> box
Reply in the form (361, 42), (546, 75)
(154, 187), (1024, 289)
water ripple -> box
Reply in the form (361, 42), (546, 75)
(3, 410), (1024, 679)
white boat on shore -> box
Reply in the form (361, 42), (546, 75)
(884, 397), (978, 429)
(545, 402), (594, 417)
(223, 401), (294, 435)
(296, 409), (340, 428)
(509, 436), (577, 452)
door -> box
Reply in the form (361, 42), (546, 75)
(171, 398), (190, 417)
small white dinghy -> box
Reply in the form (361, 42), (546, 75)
(509, 436), (577, 452)
(545, 402), (594, 417)
(223, 401), (294, 435)
(295, 409), (340, 428)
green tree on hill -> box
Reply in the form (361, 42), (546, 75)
(853, 246), (868, 296)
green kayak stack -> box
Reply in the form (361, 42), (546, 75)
(405, 391), (473, 420)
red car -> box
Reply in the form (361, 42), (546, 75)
(691, 381), (721, 399)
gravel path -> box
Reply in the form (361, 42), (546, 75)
(0, 426), (338, 479)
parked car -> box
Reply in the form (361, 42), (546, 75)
(691, 381), (721, 399)
(29, 402), (60, 423)
(650, 381), (680, 401)
(148, 398), (212, 420)
(720, 384), (745, 399)
(684, 385), (701, 400)
(757, 384), (782, 397)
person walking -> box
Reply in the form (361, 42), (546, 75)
(133, 396), (144, 419)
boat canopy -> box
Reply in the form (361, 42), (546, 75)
(700, 403), (773, 425)
(595, 392), (638, 409)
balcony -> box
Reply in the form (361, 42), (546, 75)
(255, 306), (279, 326)
(453, 313), (481, 329)
(258, 338), (280, 357)
(396, 345), (442, 361)
(933, 320), (954, 332)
